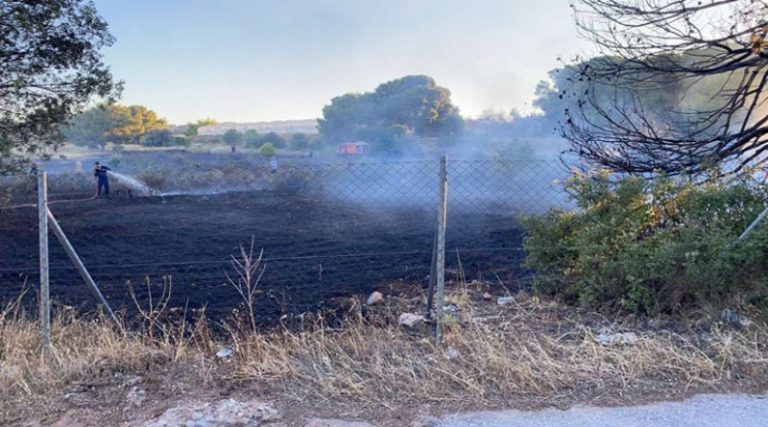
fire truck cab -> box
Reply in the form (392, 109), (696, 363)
(336, 141), (369, 156)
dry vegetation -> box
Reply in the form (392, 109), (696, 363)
(2, 281), (768, 425)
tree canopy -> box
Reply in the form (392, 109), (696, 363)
(318, 75), (463, 148)
(0, 0), (120, 174)
(184, 118), (217, 137)
(63, 104), (169, 147)
(561, 0), (768, 176)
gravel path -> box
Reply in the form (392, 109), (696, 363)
(436, 394), (768, 427)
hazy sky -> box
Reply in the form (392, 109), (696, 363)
(94, 0), (589, 124)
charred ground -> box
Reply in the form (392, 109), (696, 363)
(0, 190), (525, 323)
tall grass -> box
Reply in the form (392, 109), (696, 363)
(2, 291), (767, 424)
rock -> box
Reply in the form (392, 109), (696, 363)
(398, 313), (426, 328)
(482, 292), (493, 301)
(216, 346), (233, 359)
(444, 304), (459, 313)
(721, 308), (753, 329)
(366, 291), (385, 306)
(497, 296), (515, 306)
(305, 419), (376, 427)
(444, 346), (461, 360)
(595, 332), (638, 346)
(125, 386), (146, 407)
(144, 398), (278, 427)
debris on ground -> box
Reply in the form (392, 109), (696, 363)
(444, 346), (461, 360)
(497, 296), (515, 306)
(399, 313), (426, 328)
(721, 309), (753, 329)
(143, 398), (278, 427)
(366, 291), (385, 306)
(595, 332), (638, 346)
(304, 418), (376, 427)
(482, 292), (493, 301)
(216, 346), (234, 360)
(444, 304), (459, 313)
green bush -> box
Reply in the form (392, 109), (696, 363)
(523, 171), (768, 314)
(260, 143), (276, 157)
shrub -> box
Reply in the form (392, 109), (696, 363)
(260, 143), (276, 157)
(523, 171), (768, 314)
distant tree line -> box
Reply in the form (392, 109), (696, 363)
(221, 129), (320, 151)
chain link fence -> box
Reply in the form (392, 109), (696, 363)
(0, 157), (570, 323)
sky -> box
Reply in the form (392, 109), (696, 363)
(93, 0), (590, 125)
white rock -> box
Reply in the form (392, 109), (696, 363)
(482, 292), (493, 301)
(721, 309), (753, 328)
(125, 386), (146, 407)
(444, 304), (459, 313)
(305, 419), (376, 427)
(216, 347), (233, 359)
(445, 346), (461, 360)
(366, 291), (385, 305)
(595, 332), (638, 346)
(497, 296), (515, 306)
(398, 313), (426, 328)
(144, 398), (278, 427)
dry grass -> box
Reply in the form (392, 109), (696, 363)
(1, 287), (768, 424)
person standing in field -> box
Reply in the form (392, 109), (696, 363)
(270, 156), (278, 174)
(94, 161), (111, 198)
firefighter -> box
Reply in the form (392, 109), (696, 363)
(94, 162), (111, 198)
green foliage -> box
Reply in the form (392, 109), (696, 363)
(223, 129), (242, 145)
(184, 118), (216, 137)
(318, 75), (463, 146)
(243, 130), (262, 148)
(289, 133), (310, 150)
(0, 0), (119, 174)
(259, 143), (276, 157)
(260, 132), (286, 149)
(523, 172), (768, 314)
(108, 105), (169, 144)
(64, 104), (169, 147)
(144, 129), (172, 147)
(62, 105), (120, 148)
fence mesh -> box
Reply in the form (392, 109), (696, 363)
(0, 157), (569, 323)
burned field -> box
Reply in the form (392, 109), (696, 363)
(0, 190), (525, 323)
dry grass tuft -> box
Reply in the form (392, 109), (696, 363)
(1, 289), (768, 424)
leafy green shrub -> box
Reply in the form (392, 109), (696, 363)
(523, 171), (768, 314)
(260, 143), (276, 157)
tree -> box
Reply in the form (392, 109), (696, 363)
(62, 105), (125, 149)
(108, 105), (169, 144)
(243, 129), (261, 147)
(223, 129), (242, 145)
(260, 131), (286, 148)
(184, 117), (216, 137)
(563, 0), (768, 176)
(289, 133), (309, 150)
(0, 0), (120, 174)
(144, 128), (172, 147)
(318, 75), (463, 147)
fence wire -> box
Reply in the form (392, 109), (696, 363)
(0, 158), (568, 322)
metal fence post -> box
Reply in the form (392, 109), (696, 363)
(737, 206), (768, 242)
(38, 171), (50, 348)
(47, 208), (119, 326)
(434, 156), (448, 347)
